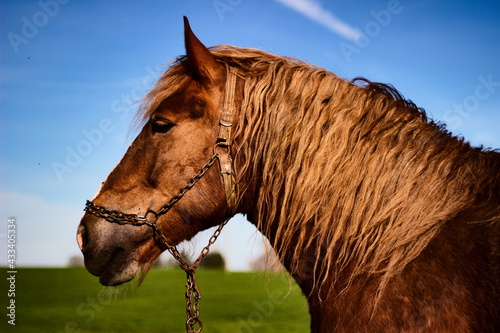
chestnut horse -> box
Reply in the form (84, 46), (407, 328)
(77, 18), (500, 332)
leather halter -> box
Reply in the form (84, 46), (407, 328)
(83, 65), (238, 333)
(85, 65), (238, 226)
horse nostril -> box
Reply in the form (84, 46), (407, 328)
(76, 224), (87, 251)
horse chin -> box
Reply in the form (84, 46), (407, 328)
(97, 260), (140, 286)
(83, 248), (142, 287)
(96, 244), (161, 287)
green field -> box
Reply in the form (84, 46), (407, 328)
(1, 268), (310, 333)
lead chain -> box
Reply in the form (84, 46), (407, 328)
(151, 218), (229, 332)
(185, 270), (202, 332)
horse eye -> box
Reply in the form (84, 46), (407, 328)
(151, 119), (174, 134)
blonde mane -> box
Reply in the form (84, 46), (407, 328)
(139, 45), (495, 298)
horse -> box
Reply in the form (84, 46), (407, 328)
(77, 17), (500, 332)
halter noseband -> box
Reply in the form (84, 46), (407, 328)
(83, 65), (238, 333)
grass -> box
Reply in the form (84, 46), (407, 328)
(0, 267), (310, 333)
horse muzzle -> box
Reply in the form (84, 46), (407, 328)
(76, 214), (147, 286)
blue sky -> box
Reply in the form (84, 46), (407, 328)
(1, 0), (499, 269)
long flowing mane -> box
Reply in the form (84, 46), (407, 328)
(138, 45), (500, 298)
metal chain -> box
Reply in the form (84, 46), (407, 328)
(84, 201), (150, 225)
(153, 217), (228, 332)
(85, 153), (219, 226)
(154, 154), (219, 217)
(185, 270), (202, 332)
(84, 152), (228, 332)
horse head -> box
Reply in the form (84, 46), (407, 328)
(76, 18), (238, 286)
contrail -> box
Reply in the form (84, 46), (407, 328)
(274, 0), (361, 41)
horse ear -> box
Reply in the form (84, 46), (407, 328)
(183, 16), (224, 85)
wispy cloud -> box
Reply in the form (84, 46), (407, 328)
(274, 0), (360, 41)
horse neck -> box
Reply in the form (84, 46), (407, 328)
(234, 73), (500, 299)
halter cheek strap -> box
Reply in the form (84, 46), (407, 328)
(216, 66), (238, 216)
